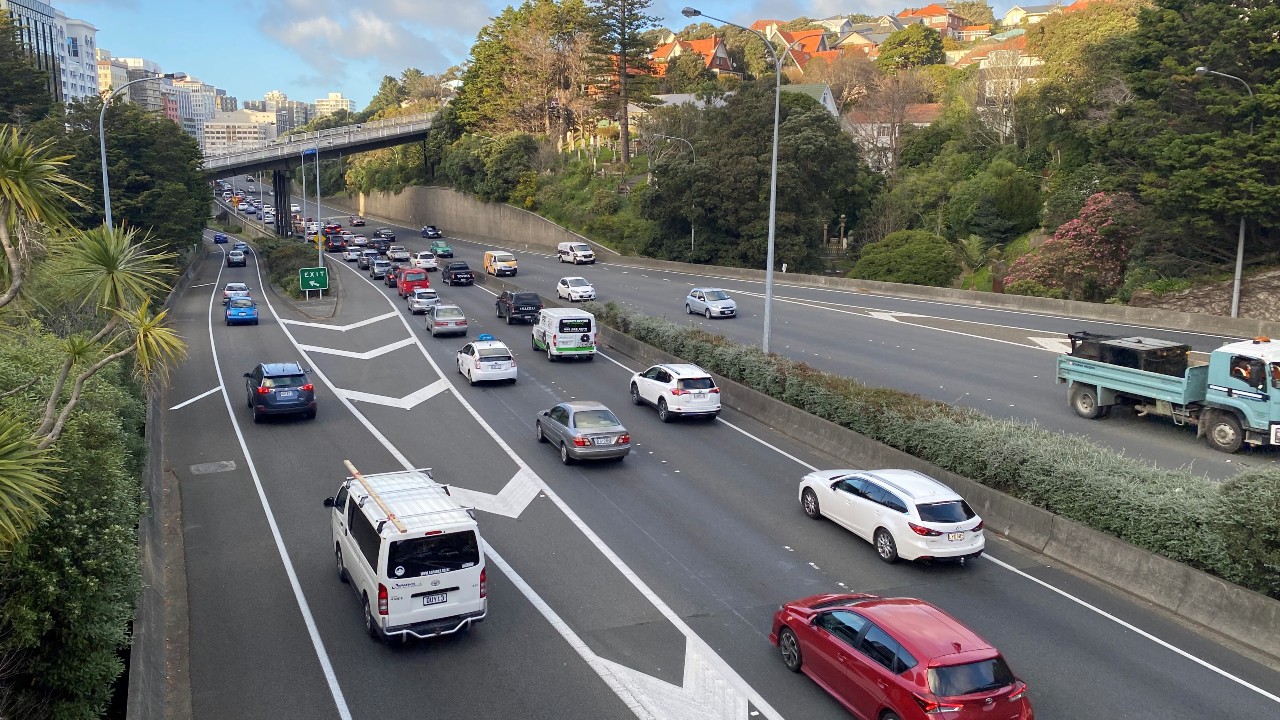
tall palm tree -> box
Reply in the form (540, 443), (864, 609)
(0, 125), (85, 311)
(0, 413), (59, 549)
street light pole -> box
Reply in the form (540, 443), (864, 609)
(1195, 66), (1254, 319)
(683, 8), (801, 353)
(653, 133), (696, 255)
(99, 72), (185, 228)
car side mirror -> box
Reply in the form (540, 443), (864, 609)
(243, 372), (252, 378)
(323, 497), (335, 508)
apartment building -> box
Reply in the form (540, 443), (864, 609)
(202, 109), (278, 155)
(95, 47), (128, 96)
(314, 91), (353, 117)
(51, 8), (97, 101)
(1, 0), (62, 101)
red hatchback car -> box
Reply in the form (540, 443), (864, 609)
(770, 593), (1033, 720)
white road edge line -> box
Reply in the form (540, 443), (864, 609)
(168, 385), (220, 411)
(206, 247), (355, 720)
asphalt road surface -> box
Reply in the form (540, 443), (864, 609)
(168, 220), (1280, 719)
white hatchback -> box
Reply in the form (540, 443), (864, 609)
(628, 363), (720, 421)
(456, 340), (517, 384)
(411, 251), (438, 271)
(798, 469), (985, 564)
(557, 276), (596, 302)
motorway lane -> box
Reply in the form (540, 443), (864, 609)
(332, 254), (1280, 718)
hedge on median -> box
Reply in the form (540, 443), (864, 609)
(257, 237), (323, 298)
(584, 301), (1280, 600)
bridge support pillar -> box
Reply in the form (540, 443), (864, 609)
(272, 169), (290, 236)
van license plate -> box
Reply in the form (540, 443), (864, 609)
(947, 532), (965, 541)
(422, 593), (447, 606)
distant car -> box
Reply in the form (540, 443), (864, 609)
(557, 276), (596, 302)
(441, 261), (474, 286)
(244, 362), (315, 423)
(343, 247), (362, 262)
(237, 202), (250, 212)
(535, 401), (630, 464)
(798, 469), (985, 564)
(213, 232), (228, 244)
(350, 235), (368, 247)
(225, 297), (259, 326)
(325, 237), (346, 252)
(384, 264), (404, 287)
(351, 216), (365, 226)
(245, 206), (257, 216)
(373, 228), (396, 241)
(406, 287), (441, 315)
(226, 249), (247, 267)
(357, 249), (379, 270)
(411, 251), (438, 271)
(770, 593), (1033, 720)
(429, 240), (453, 258)
(457, 340), (517, 385)
(290, 203), (301, 213)
(629, 363), (721, 422)
(387, 245), (410, 263)
(397, 268), (430, 297)
(222, 282), (250, 305)
(426, 304), (468, 337)
(233, 241), (249, 252)
(685, 288), (737, 319)
(369, 237), (391, 254)
(369, 259), (391, 279)
(421, 225), (442, 239)
(495, 290), (542, 324)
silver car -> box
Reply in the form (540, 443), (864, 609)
(343, 247), (362, 262)
(407, 288), (440, 314)
(685, 288), (736, 318)
(369, 259), (392, 279)
(535, 401), (631, 464)
(427, 304), (468, 337)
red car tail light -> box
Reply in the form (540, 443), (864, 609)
(973, 519), (985, 531)
(909, 522), (943, 536)
(473, 358), (481, 368)
(618, 434), (630, 444)
(479, 567), (487, 598)
(377, 583), (388, 615)
(915, 695), (964, 714)
(670, 388), (686, 396)
(710, 387), (720, 393)
(301, 384), (314, 391)
(256, 386), (270, 395)
(573, 436), (590, 447)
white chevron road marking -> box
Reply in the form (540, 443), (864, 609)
(297, 337), (415, 359)
(280, 311), (398, 331)
(335, 379), (449, 409)
(450, 468), (541, 519)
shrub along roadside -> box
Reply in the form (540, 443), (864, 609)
(257, 237), (323, 298)
(584, 301), (1280, 600)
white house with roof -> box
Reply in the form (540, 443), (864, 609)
(1002, 3), (1063, 25)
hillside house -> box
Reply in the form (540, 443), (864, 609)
(1002, 3), (1062, 25)
(650, 35), (741, 78)
(897, 4), (970, 39)
(780, 83), (839, 117)
(844, 102), (944, 171)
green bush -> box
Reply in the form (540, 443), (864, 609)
(1144, 278), (1193, 296)
(849, 230), (961, 287)
(1005, 279), (1065, 299)
(586, 301), (1279, 600)
(0, 332), (146, 718)
(259, 238), (322, 298)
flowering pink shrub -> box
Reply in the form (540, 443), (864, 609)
(1004, 192), (1141, 301)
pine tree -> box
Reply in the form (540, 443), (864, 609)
(587, 0), (659, 167)
(0, 13), (53, 125)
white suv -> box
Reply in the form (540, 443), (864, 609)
(629, 363), (721, 421)
(798, 469), (985, 564)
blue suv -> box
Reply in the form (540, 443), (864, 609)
(244, 362), (316, 422)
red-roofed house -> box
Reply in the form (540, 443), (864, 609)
(957, 24), (992, 41)
(897, 4), (968, 39)
(650, 35), (741, 78)
(844, 102), (944, 171)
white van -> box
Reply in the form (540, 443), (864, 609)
(323, 467), (487, 642)
(557, 241), (595, 265)
(532, 307), (596, 361)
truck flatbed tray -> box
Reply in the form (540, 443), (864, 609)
(1067, 331), (1190, 377)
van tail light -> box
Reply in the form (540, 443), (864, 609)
(256, 386), (270, 394)
(909, 522), (943, 537)
(973, 519), (985, 531)
(479, 567), (487, 598)
(573, 436), (590, 447)
(301, 384), (314, 391)
(377, 584), (388, 615)
(915, 696), (964, 714)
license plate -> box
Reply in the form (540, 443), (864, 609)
(277, 390), (295, 399)
(421, 593), (447, 606)
(593, 437), (612, 445)
(519, 307), (534, 311)
(947, 532), (965, 541)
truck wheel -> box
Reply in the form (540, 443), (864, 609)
(1206, 413), (1244, 453)
(1069, 384), (1103, 419)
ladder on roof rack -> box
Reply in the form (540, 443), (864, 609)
(345, 460), (406, 533)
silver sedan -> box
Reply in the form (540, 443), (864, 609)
(535, 401), (630, 464)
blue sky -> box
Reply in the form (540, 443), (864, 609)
(58, 0), (1011, 109)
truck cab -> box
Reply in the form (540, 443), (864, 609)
(1204, 338), (1280, 448)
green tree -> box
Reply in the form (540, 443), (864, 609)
(364, 75), (407, 116)
(951, 1), (996, 25)
(1005, 192), (1143, 300)
(454, 6), (534, 132)
(876, 25), (945, 69)
(849, 229), (961, 286)
(0, 413), (59, 549)
(587, 0), (660, 166)
(947, 159), (1042, 246)
(662, 52), (712, 93)
(0, 14), (52, 126)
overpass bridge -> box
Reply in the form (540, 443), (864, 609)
(202, 113), (434, 235)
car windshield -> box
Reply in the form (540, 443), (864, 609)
(573, 409), (620, 429)
(704, 290), (729, 301)
(262, 374), (307, 389)
(436, 307), (464, 320)
(225, 283), (248, 292)
(229, 251), (244, 258)
(229, 299), (254, 309)
(559, 319), (591, 333)
(677, 377), (715, 391)
(567, 278), (590, 287)
(403, 271), (426, 281)
(387, 530), (479, 577)
(513, 294), (538, 304)
(916, 500), (977, 523)
(413, 290), (437, 300)
(928, 657), (1015, 697)
(374, 260), (390, 268)
(493, 253), (515, 262)
(478, 348), (511, 360)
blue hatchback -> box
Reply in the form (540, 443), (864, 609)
(225, 298), (259, 326)
(214, 232), (228, 244)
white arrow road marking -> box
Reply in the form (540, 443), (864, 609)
(336, 379), (450, 410)
(280, 310), (398, 331)
(297, 337), (415, 359)
(868, 310), (925, 322)
(450, 468), (541, 518)
(1028, 336), (1073, 354)
(598, 640), (749, 720)
(169, 386), (221, 410)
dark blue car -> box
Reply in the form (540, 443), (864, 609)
(225, 298), (259, 326)
(214, 232), (228, 244)
(244, 362), (316, 422)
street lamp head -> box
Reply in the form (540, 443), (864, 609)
(163, 72), (188, 80)
(682, 7), (701, 17)
(1195, 66), (1208, 76)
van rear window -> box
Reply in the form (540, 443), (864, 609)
(387, 530), (479, 578)
(559, 319), (592, 333)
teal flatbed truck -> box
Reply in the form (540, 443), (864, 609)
(1056, 331), (1280, 453)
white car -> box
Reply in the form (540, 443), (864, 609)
(629, 363), (720, 421)
(237, 202), (250, 212)
(456, 340), (517, 384)
(387, 245), (411, 262)
(685, 288), (736, 319)
(411, 251), (438, 271)
(222, 282), (250, 305)
(350, 235), (369, 247)
(407, 288), (440, 314)
(798, 469), (986, 564)
(343, 247), (362, 262)
(290, 203), (301, 213)
(556, 276), (596, 302)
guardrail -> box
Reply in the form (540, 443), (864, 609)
(201, 113), (434, 173)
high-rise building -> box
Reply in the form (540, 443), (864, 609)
(174, 76), (218, 148)
(264, 89), (288, 105)
(314, 91), (352, 117)
(243, 99), (266, 112)
(216, 91), (237, 112)
(1, 0), (62, 102)
(202, 109), (277, 155)
(115, 56), (165, 112)
(95, 47), (128, 97)
(51, 8), (97, 101)
(274, 100), (313, 133)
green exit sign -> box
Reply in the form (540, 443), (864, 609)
(299, 266), (329, 290)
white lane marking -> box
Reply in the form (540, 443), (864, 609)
(190, 282), (216, 289)
(298, 337), (415, 359)
(451, 468), (541, 518)
(280, 310), (398, 331)
(982, 554), (1280, 704)
(1028, 337), (1074, 354)
(337, 380), (450, 410)
(204, 249), (353, 720)
(169, 386), (221, 411)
